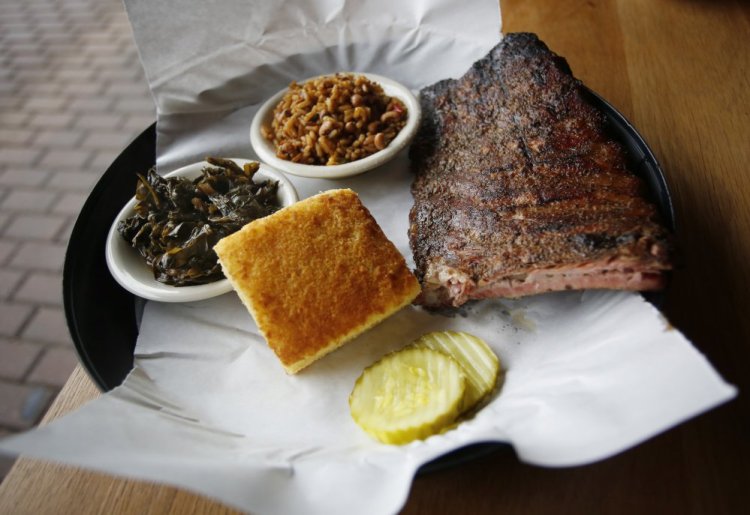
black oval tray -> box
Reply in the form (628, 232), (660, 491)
(63, 92), (675, 473)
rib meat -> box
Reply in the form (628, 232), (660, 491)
(409, 33), (673, 308)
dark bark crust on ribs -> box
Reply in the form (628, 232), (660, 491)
(409, 33), (673, 308)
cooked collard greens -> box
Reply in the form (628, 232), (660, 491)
(117, 157), (280, 286)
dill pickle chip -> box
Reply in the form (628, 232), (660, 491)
(349, 347), (466, 445)
(412, 331), (500, 412)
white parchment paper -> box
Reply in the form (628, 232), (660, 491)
(0, 1), (737, 514)
(124, 0), (501, 172)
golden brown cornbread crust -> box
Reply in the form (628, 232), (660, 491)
(214, 189), (421, 374)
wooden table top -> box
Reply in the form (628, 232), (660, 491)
(2, 0), (749, 513)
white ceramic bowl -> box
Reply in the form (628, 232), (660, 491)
(105, 159), (298, 302)
(250, 72), (421, 179)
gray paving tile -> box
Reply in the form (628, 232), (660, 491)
(67, 97), (113, 112)
(3, 214), (68, 240)
(0, 96), (21, 110)
(50, 191), (87, 216)
(0, 340), (42, 381)
(88, 149), (120, 172)
(83, 42), (124, 56)
(6, 40), (42, 53)
(9, 242), (66, 272)
(60, 81), (103, 96)
(29, 13), (64, 25)
(0, 112), (29, 126)
(53, 54), (91, 68)
(0, 303), (33, 338)
(7, 43), (43, 54)
(79, 31), (119, 44)
(53, 67), (96, 81)
(104, 81), (151, 97)
(121, 113), (155, 132)
(32, 129), (83, 147)
(113, 97), (155, 114)
(22, 95), (69, 111)
(10, 68), (52, 82)
(0, 81), (18, 95)
(0, 128), (34, 145)
(0, 269), (24, 298)
(0, 189), (58, 212)
(0, 240), (17, 265)
(46, 171), (97, 191)
(0, 169), (51, 188)
(19, 82), (61, 97)
(75, 112), (123, 131)
(64, 12), (100, 24)
(95, 67), (142, 82)
(0, 3), (24, 14)
(55, 216), (77, 244)
(80, 130), (134, 150)
(21, 306), (71, 345)
(38, 33), (77, 46)
(0, 147), (43, 167)
(10, 54), (48, 67)
(38, 149), (92, 169)
(0, 21), (32, 33)
(27, 112), (75, 129)
(89, 52), (138, 68)
(27, 347), (78, 387)
(14, 272), (63, 305)
(0, 379), (52, 430)
(0, 212), (9, 233)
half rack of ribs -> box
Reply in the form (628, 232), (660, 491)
(409, 33), (673, 309)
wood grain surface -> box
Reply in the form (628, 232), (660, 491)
(1, 0), (749, 513)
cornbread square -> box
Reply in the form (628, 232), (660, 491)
(214, 189), (421, 374)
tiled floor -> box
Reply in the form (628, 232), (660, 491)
(0, 0), (155, 481)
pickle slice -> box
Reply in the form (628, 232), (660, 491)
(349, 347), (466, 445)
(412, 331), (500, 412)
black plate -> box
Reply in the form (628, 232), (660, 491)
(63, 124), (155, 391)
(63, 92), (675, 472)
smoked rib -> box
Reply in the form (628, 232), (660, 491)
(408, 33), (672, 308)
